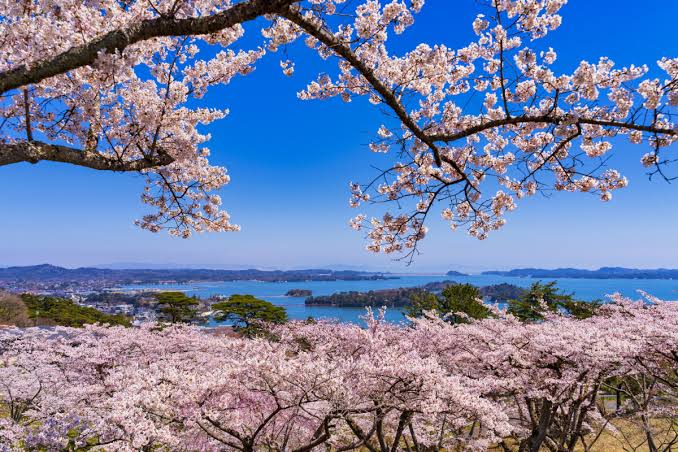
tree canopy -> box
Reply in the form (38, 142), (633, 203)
(0, 293), (31, 327)
(406, 283), (490, 323)
(2, 294), (677, 451)
(508, 281), (600, 321)
(155, 291), (202, 324)
(19, 294), (131, 327)
(0, 0), (674, 255)
(212, 294), (287, 337)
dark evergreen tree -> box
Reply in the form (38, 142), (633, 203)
(155, 292), (201, 324)
(212, 294), (287, 337)
(508, 281), (599, 321)
(405, 284), (490, 324)
(20, 294), (131, 327)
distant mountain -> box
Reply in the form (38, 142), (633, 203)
(0, 264), (393, 284)
(482, 267), (678, 280)
(446, 270), (468, 276)
(0, 264), (111, 280)
(92, 262), (277, 270)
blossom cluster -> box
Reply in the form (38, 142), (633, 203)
(0, 0), (258, 236)
(1, 294), (677, 451)
(0, 0), (675, 250)
(286, 0), (677, 255)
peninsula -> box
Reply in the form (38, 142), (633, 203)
(483, 267), (678, 279)
(305, 281), (526, 308)
(0, 265), (392, 294)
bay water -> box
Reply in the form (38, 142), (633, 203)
(119, 274), (678, 324)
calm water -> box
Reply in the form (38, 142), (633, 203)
(119, 275), (678, 324)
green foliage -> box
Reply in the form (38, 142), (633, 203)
(405, 284), (490, 324)
(508, 281), (599, 321)
(404, 291), (441, 318)
(508, 281), (565, 321)
(212, 294), (287, 337)
(561, 298), (602, 320)
(440, 284), (491, 323)
(155, 292), (202, 324)
(20, 294), (131, 327)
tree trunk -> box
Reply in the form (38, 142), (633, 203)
(520, 399), (554, 452)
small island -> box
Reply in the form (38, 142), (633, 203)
(285, 289), (312, 297)
(446, 270), (468, 276)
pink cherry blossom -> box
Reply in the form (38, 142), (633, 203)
(0, 0), (675, 255)
(1, 295), (677, 451)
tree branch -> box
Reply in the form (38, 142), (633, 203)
(0, 140), (173, 171)
(0, 0), (298, 95)
(280, 6), (471, 184)
(428, 115), (677, 143)
(23, 89), (33, 141)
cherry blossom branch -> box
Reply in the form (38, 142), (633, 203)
(22, 89), (32, 141)
(427, 115), (677, 143)
(0, 0), (675, 246)
(281, 6), (471, 183)
(0, 140), (173, 170)
(0, 0), (298, 95)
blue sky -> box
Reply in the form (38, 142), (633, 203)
(1, 1), (677, 272)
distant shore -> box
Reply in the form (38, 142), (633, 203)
(483, 267), (678, 280)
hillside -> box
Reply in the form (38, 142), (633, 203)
(0, 293), (130, 327)
(0, 292), (31, 327)
(483, 267), (678, 279)
(0, 264), (391, 283)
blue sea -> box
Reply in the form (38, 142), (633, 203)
(118, 274), (678, 324)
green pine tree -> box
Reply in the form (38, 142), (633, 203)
(212, 294), (287, 337)
(405, 284), (490, 324)
(155, 292), (202, 324)
(508, 281), (599, 321)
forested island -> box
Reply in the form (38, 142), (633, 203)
(483, 267), (678, 279)
(285, 289), (313, 297)
(446, 270), (468, 276)
(305, 281), (526, 307)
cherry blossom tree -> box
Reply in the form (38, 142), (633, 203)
(598, 295), (678, 452)
(1, 296), (677, 451)
(0, 320), (510, 451)
(0, 0), (675, 253)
